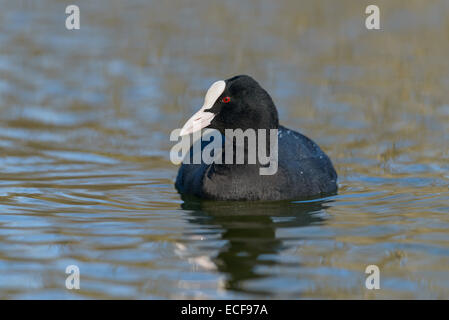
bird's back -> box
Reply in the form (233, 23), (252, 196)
(175, 126), (337, 200)
(276, 126), (337, 199)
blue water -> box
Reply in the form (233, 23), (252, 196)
(0, 0), (449, 299)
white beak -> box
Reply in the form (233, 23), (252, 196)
(180, 80), (226, 136)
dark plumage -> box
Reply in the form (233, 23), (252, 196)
(175, 75), (337, 200)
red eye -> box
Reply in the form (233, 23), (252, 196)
(222, 96), (231, 103)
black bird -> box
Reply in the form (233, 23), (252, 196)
(175, 75), (337, 200)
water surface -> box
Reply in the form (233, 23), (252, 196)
(1, 0), (449, 299)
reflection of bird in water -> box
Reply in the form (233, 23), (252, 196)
(180, 195), (332, 296)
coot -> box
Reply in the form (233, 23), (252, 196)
(175, 75), (337, 200)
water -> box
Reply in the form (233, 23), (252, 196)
(1, 0), (449, 299)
